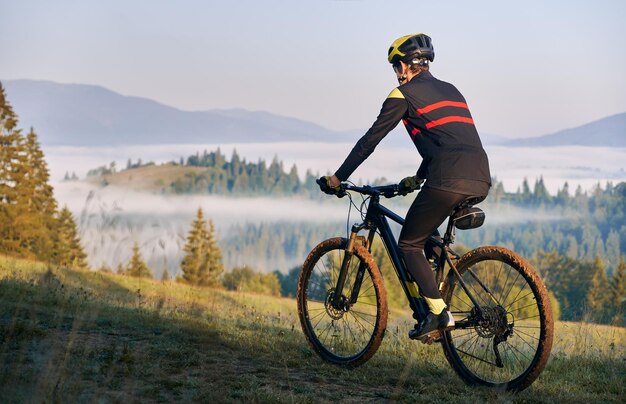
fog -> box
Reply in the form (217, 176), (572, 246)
(55, 182), (351, 274)
(46, 143), (625, 195)
(48, 143), (625, 275)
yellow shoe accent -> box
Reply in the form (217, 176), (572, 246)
(404, 281), (420, 298)
(424, 297), (446, 315)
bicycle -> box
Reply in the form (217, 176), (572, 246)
(296, 180), (553, 392)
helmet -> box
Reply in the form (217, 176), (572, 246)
(387, 33), (435, 65)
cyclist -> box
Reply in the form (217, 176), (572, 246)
(323, 33), (491, 341)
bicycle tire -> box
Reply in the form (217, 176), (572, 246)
(297, 237), (388, 367)
(440, 246), (553, 391)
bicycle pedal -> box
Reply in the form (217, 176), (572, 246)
(418, 330), (442, 345)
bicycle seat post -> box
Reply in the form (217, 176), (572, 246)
(443, 216), (456, 246)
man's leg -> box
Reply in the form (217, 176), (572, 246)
(398, 187), (467, 314)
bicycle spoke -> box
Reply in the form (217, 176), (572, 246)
(349, 309), (377, 327)
(506, 289), (534, 311)
(501, 271), (522, 305)
(512, 301), (540, 314)
(515, 314), (541, 321)
(506, 284), (529, 309)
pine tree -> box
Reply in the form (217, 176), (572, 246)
(54, 206), (88, 269)
(180, 208), (207, 285)
(18, 128), (58, 260)
(605, 230), (621, 274)
(520, 178), (531, 202)
(610, 256), (626, 325)
(127, 241), (152, 278)
(556, 181), (570, 205)
(586, 256), (610, 323)
(199, 218), (223, 287)
(180, 208), (223, 286)
(533, 177), (550, 204)
(0, 81), (27, 256)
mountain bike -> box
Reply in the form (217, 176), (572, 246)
(296, 180), (553, 391)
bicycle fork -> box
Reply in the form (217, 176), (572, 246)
(331, 224), (373, 309)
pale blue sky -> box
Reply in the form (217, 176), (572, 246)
(1, 0), (625, 137)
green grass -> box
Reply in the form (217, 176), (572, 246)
(1, 255), (625, 403)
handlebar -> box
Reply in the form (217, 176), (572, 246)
(343, 183), (404, 199)
(316, 177), (417, 199)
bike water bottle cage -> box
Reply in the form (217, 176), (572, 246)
(453, 207), (485, 230)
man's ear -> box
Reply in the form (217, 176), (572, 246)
(400, 61), (408, 75)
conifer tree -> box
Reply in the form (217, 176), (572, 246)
(586, 256), (610, 322)
(18, 128), (58, 260)
(180, 208), (223, 286)
(200, 218), (223, 287)
(180, 208), (207, 285)
(610, 256), (626, 325)
(0, 81), (27, 255)
(127, 241), (152, 278)
(55, 206), (88, 269)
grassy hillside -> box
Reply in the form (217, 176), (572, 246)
(86, 163), (206, 192)
(1, 256), (624, 402)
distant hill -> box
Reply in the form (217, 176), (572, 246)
(2, 79), (350, 146)
(4, 79), (624, 147)
(506, 112), (626, 147)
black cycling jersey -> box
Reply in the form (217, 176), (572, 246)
(335, 70), (491, 196)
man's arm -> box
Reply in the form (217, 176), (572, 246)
(334, 89), (407, 182)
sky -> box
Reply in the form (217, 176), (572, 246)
(1, 0), (625, 138)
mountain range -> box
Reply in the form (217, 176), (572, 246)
(3, 79), (625, 147)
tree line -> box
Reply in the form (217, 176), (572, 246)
(171, 148), (318, 196)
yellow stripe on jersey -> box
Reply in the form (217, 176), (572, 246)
(387, 88), (405, 99)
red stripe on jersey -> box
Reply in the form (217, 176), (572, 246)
(411, 127), (421, 139)
(425, 116), (474, 129)
(417, 101), (468, 115)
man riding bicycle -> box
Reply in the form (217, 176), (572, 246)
(323, 33), (491, 341)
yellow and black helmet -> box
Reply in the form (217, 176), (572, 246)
(387, 33), (434, 65)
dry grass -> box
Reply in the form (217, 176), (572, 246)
(86, 163), (207, 191)
(1, 255), (625, 403)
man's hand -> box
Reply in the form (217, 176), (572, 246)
(317, 175), (345, 197)
(398, 176), (423, 196)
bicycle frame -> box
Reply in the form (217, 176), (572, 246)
(331, 186), (492, 325)
(332, 189), (432, 321)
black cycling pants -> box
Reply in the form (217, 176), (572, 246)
(398, 187), (470, 299)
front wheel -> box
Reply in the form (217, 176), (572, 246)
(297, 237), (388, 367)
(441, 246), (553, 391)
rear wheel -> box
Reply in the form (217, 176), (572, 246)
(441, 246), (553, 391)
(297, 237), (388, 367)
